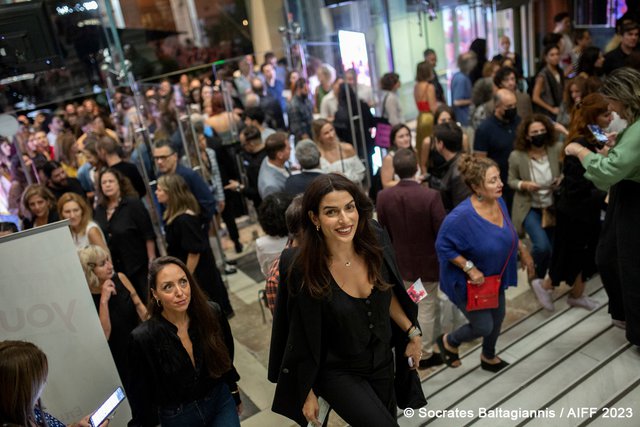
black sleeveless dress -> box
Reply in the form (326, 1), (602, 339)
(91, 274), (140, 390)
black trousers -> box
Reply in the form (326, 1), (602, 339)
(596, 180), (640, 345)
(315, 355), (398, 427)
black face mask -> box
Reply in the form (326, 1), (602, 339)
(503, 107), (518, 123)
(530, 134), (547, 147)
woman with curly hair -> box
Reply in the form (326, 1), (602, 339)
(508, 114), (562, 307)
(94, 168), (156, 301)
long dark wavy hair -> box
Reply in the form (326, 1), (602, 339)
(147, 256), (231, 377)
(292, 173), (390, 299)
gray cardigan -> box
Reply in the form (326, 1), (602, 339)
(507, 142), (562, 236)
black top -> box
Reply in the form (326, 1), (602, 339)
(603, 45), (632, 75)
(240, 148), (268, 207)
(284, 171), (323, 196)
(165, 213), (218, 299)
(322, 265), (393, 370)
(127, 304), (240, 427)
(555, 138), (606, 222)
(439, 154), (472, 212)
(430, 75), (446, 104)
(91, 274), (139, 387)
(48, 177), (86, 200)
(110, 161), (147, 198)
(94, 197), (155, 280)
(22, 210), (59, 230)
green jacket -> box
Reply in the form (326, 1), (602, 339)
(582, 119), (640, 191)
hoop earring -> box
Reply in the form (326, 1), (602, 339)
(476, 193), (484, 201)
(155, 298), (161, 307)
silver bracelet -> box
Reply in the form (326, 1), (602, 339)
(407, 327), (422, 339)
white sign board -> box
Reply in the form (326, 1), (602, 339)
(0, 221), (131, 425)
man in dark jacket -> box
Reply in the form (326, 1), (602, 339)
(376, 148), (446, 368)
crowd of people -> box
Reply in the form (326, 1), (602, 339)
(2, 9), (640, 427)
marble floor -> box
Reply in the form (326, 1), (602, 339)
(216, 219), (639, 427)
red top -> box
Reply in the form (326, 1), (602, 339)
(416, 101), (431, 113)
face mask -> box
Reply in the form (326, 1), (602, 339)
(503, 107), (518, 122)
(530, 134), (547, 147)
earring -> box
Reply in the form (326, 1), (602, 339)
(316, 225), (320, 232)
(155, 298), (161, 307)
(476, 193), (484, 201)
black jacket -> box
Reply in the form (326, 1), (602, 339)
(127, 303), (240, 426)
(268, 221), (424, 425)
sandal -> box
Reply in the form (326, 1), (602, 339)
(436, 334), (461, 368)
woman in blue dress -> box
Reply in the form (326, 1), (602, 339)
(435, 155), (533, 372)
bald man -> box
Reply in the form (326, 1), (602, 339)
(473, 88), (520, 212)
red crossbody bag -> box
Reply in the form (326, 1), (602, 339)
(466, 204), (517, 312)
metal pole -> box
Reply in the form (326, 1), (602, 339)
(134, 141), (167, 257)
(174, 109), (193, 169)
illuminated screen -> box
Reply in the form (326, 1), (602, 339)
(338, 30), (371, 87)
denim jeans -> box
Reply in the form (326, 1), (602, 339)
(447, 292), (506, 359)
(158, 382), (240, 427)
(523, 208), (554, 279)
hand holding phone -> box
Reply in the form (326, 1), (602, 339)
(587, 124), (608, 149)
(89, 387), (126, 427)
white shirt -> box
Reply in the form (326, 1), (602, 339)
(256, 235), (288, 277)
(529, 155), (553, 208)
(320, 155), (365, 183)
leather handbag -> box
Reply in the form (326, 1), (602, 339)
(466, 204), (517, 312)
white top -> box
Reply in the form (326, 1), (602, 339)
(320, 92), (338, 119)
(73, 221), (105, 250)
(256, 235), (288, 278)
(529, 156), (554, 208)
(320, 155), (365, 183)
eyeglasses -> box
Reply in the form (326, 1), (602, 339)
(153, 153), (175, 161)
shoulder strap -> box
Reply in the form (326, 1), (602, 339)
(381, 93), (389, 118)
(497, 202), (517, 279)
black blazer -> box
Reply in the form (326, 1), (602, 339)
(268, 221), (422, 425)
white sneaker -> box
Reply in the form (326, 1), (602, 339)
(567, 295), (598, 311)
(531, 279), (554, 311)
(612, 319), (626, 329)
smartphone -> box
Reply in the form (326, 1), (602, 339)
(89, 387), (126, 427)
(306, 397), (330, 427)
(587, 124), (608, 148)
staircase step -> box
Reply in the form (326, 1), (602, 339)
(586, 377), (640, 427)
(422, 304), (615, 426)
(397, 276), (609, 427)
(471, 321), (627, 426)
(522, 345), (639, 426)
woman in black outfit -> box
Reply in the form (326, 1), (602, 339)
(78, 244), (147, 392)
(543, 94), (609, 309)
(156, 173), (233, 316)
(94, 168), (156, 302)
(128, 256), (241, 427)
(268, 173), (424, 426)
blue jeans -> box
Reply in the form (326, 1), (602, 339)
(158, 382), (240, 427)
(523, 208), (554, 279)
(447, 292), (506, 359)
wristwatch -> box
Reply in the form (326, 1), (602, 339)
(463, 260), (475, 273)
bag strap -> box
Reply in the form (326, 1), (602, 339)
(381, 93), (389, 118)
(497, 202), (517, 280)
